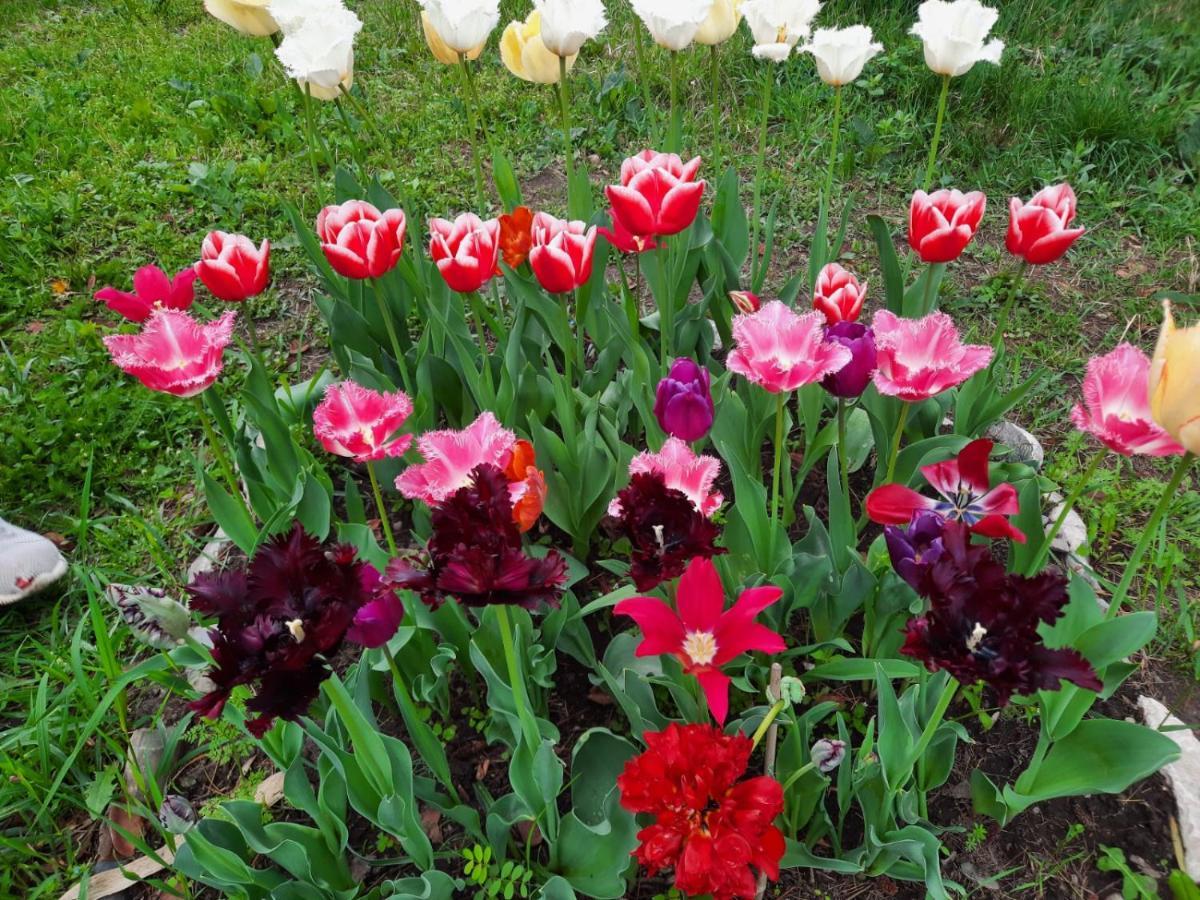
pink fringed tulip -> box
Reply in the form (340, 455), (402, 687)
(726, 300), (853, 394)
(95, 265), (198, 323)
(316, 200), (407, 280)
(908, 189), (986, 263)
(312, 381), (415, 464)
(529, 213), (598, 294)
(429, 214), (501, 294)
(103, 308), (235, 397)
(867, 439), (1025, 543)
(195, 231), (270, 302)
(1071, 344), (1184, 457)
(1006, 183), (1085, 265)
(598, 217), (658, 255)
(872, 310), (993, 402)
(608, 437), (723, 518)
(605, 149), (706, 239)
(615, 556), (785, 724)
(813, 263), (867, 324)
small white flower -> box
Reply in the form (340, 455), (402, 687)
(694, 0), (741, 46)
(274, 3), (362, 100)
(800, 24), (882, 86)
(630, 0), (715, 52)
(418, 0), (502, 55)
(535, 0), (607, 58)
(910, 0), (1004, 77)
(740, 0), (822, 62)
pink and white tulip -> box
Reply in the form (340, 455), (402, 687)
(312, 381), (415, 464)
(1006, 183), (1085, 266)
(872, 309), (992, 402)
(605, 150), (706, 239)
(529, 213), (598, 294)
(396, 411), (517, 505)
(813, 263), (867, 324)
(195, 231), (270, 302)
(908, 189), (986, 264)
(95, 265), (198, 323)
(429, 214), (501, 294)
(726, 300), (853, 394)
(316, 201), (407, 280)
(1070, 344), (1184, 457)
(608, 437), (723, 518)
(103, 308), (236, 398)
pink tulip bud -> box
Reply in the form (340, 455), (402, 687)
(1006, 183), (1085, 265)
(908, 189), (986, 264)
(813, 263), (867, 324)
(195, 231), (270, 302)
(316, 200), (407, 280)
(528, 213), (598, 294)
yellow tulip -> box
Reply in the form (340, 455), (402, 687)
(695, 0), (742, 46)
(1150, 300), (1200, 454)
(422, 12), (485, 66)
(500, 11), (576, 84)
(204, 0), (278, 37)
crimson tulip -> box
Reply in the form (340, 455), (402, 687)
(605, 149), (706, 238)
(528, 213), (598, 294)
(316, 200), (407, 280)
(195, 231), (270, 301)
(1006, 183), (1085, 265)
(429, 213), (501, 294)
(908, 189), (986, 263)
(95, 265), (198, 323)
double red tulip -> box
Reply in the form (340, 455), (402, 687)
(195, 231), (270, 302)
(605, 149), (706, 239)
(813, 262), (867, 324)
(528, 213), (598, 294)
(1006, 183), (1085, 265)
(908, 189), (986, 263)
(316, 200), (407, 280)
(429, 213), (501, 294)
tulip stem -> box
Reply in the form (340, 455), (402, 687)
(370, 279), (413, 393)
(300, 83), (323, 186)
(556, 56), (577, 216)
(992, 261), (1029, 348)
(616, 254), (639, 336)
(709, 44), (722, 172)
(823, 85), (843, 205)
(922, 74), (951, 191)
(837, 398), (852, 509)
(771, 391), (787, 527)
(193, 397), (244, 506)
(921, 261), (938, 315)
(883, 403), (911, 486)
(573, 286), (586, 381)
(632, 23), (657, 141)
(1105, 452), (1195, 619)
(751, 698), (787, 751)
(367, 462), (398, 556)
(494, 604), (541, 750)
(667, 49), (681, 154)
(657, 238), (674, 368)
(749, 67), (774, 289)
(456, 54), (490, 212)
(1026, 450), (1104, 576)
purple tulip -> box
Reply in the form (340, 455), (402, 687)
(654, 358), (715, 442)
(884, 510), (948, 591)
(820, 322), (877, 399)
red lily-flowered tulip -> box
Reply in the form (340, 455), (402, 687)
(529, 213), (598, 294)
(103, 308), (236, 397)
(94, 265), (198, 322)
(316, 200), (407, 280)
(195, 231), (270, 301)
(605, 149), (706, 239)
(615, 556), (785, 724)
(908, 189), (986, 263)
(866, 438), (1026, 543)
(598, 217), (658, 255)
(498, 205), (534, 269)
(1006, 183), (1086, 265)
(312, 381), (414, 464)
(812, 263), (867, 324)
(429, 213), (501, 294)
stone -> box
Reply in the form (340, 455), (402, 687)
(1138, 696), (1200, 881)
(985, 420), (1045, 471)
(185, 528), (232, 581)
(1047, 501), (1089, 555)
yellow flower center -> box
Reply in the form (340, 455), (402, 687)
(683, 630), (718, 666)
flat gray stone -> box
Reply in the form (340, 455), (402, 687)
(986, 420), (1045, 471)
(1139, 696), (1200, 880)
(185, 528), (232, 582)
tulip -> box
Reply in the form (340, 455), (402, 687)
(910, 0), (1004, 78)
(428, 214), (501, 294)
(204, 0), (278, 36)
(527, 213), (597, 294)
(417, 0), (500, 57)
(95, 265), (198, 323)
(729, 290), (761, 314)
(312, 381), (414, 464)
(820, 322), (876, 399)
(727, 301), (852, 395)
(800, 25), (883, 86)
(1006, 183), (1086, 266)
(630, 0), (713, 51)
(610, 437), (724, 519)
(498, 206), (534, 269)
(536, 0), (607, 57)
(103, 309), (236, 398)
(315, 201), (406, 280)
(1071, 344), (1183, 457)
(158, 796), (198, 836)
(654, 359), (715, 442)
(501, 10), (573, 84)
(598, 218), (658, 255)
(811, 739), (846, 774)
(1150, 301), (1200, 455)
(421, 11), (485, 64)
(346, 581), (405, 649)
(605, 150), (706, 238)
(813, 262), (867, 324)
(272, 1), (361, 100)
(195, 231), (270, 302)
(872, 309), (992, 403)
(694, 0), (741, 45)
(740, 0), (822, 62)
(908, 189), (986, 263)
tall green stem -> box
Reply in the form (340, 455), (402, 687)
(708, 44), (722, 171)
(300, 83), (322, 185)
(922, 74), (951, 191)
(371, 279), (412, 392)
(494, 605), (541, 749)
(1105, 452), (1195, 619)
(1026, 450), (1104, 576)
(632, 23), (656, 141)
(456, 54), (489, 211)
(194, 396), (241, 502)
(771, 391), (787, 526)
(751, 698), (787, 749)
(992, 261), (1030, 348)
(749, 68), (774, 288)
(657, 238), (673, 368)
(367, 462), (397, 556)
(823, 85), (843, 203)
(667, 49), (681, 153)
(921, 261), (937, 315)
(837, 398), (851, 507)
(883, 403), (911, 486)
(556, 55), (576, 213)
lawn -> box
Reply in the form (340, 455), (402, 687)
(1, 0), (1199, 896)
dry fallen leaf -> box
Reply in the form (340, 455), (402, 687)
(106, 804), (145, 858)
(587, 686), (614, 706)
(50, 279), (70, 295)
(475, 758), (490, 782)
(420, 807), (444, 843)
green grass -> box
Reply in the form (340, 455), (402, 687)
(1, 0), (1198, 893)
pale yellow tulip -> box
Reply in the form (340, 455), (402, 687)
(500, 11), (576, 85)
(422, 12), (485, 65)
(204, 0), (278, 36)
(1150, 300), (1200, 454)
(695, 0), (742, 46)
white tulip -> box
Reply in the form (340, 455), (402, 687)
(740, 0), (822, 63)
(910, 0), (1004, 77)
(694, 0), (741, 46)
(800, 25), (882, 86)
(273, 3), (361, 100)
(417, 0), (502, 55)
(535, 0), (607, 58)
(204, 0), (278, 37)
(268, 0), (343, 34)
(630, 0), (715, 52)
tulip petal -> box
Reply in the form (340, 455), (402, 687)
(614, 595), (686, 657)
(866, 484), (938, 525)
(694, 668), (730, 725)
(677, 556), (724, 633)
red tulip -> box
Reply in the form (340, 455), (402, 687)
(528, 213), (598, 294)
(605, 149), (706, 239)
(429, 213), (501, 294)
(1006, 183), (1085, 265)
(94, 265), (198, 323)
(195, 231), (270, 301)
(316, 200), (407, 280)
(813, 262), (867, 324)
(729, 290), (761, 314)
(103, 308), (235, 397)
(908, 189), (986, 263)
(598, 217), (658, 255)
